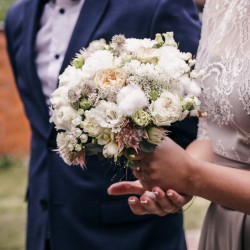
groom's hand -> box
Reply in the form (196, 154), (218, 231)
(108, 181), (192, 216)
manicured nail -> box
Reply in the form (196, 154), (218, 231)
(129, 198), (136, 205)
(140, 200), (148, 204)
(167, 191), (173, 197)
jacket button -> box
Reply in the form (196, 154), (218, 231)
(40, 199), (48, 210)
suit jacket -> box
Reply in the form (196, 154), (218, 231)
(5, 0), (201, 249)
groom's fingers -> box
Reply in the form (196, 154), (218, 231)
(107, 180), (145, 195)
(128, 196), (148, 215)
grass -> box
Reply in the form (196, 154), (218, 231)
(184, 196), (210, 230)
(0, 156), (209, 250)
(0, 156), (28, 250)
(0, 0), (15, 22)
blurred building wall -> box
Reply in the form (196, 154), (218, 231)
(0, 29), (31, 156)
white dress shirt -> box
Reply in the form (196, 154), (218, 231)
(35, 0), (85, 107)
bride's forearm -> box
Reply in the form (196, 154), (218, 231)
(188, 158), (250, 214)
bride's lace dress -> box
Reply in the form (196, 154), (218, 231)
(196, 0), (250, 249)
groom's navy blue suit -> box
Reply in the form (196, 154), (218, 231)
(5, 0), (200, 249)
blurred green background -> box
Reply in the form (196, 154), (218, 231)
(0, 0), (15, 22)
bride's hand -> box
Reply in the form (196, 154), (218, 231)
(108, 180), (192, 216)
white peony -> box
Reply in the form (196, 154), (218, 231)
(149, 91), (182, 126)
(117, 84), (149, 116)
(82, 50), (114, 78)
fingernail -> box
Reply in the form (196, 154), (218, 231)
(167, 192), (173, 197)
(153, 191), (159, 196)
(140, 200), (148, 204)
(129, 198), (136, 205)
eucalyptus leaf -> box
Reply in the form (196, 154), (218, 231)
(84, 143), (103, 155)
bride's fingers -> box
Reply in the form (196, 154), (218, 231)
(165, 189), (193, 208)
(107, 180), (145, 196)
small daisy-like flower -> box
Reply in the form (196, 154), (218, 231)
(68, 87), (82, 103)
(111, 34), (126, 54)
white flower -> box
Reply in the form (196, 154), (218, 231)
(56, 132), (85, 167)
(162, 32), (177, 47)
(86, 39), (107, 53)
(97, 128), (114, 145)
(94, 100), (124, 132)
(95, 68), (126, 89)
(50, 106), (81, 130)
(125, 38), (156, 52)
(135, 47), (159, 64)
(180, 75), (201, 97)
(50, 85), (70, 109)
(83, 110), (103, 137)
(103, 141), (119, 160)
(58, 65), (84, 87)
(157, 46), (190, 79)
(82, 50), (114, 78)
(117, 84), (149, 116)
(80, 133), (88, 143)
(149, 91), (182, 126)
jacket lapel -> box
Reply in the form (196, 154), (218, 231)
(59, 0), (110, 75)
(22, 0), (50, 120)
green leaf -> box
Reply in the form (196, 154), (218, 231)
(84, 143), (103, 155)
(139, 140), (156, 153)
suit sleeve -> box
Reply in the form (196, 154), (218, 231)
(149, 0), (201, 148)
(4, 3), (23, 83)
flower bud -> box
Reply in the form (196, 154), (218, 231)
(132, 109), (151, 127)
(150, 89), (159, 101)
(79, 98), (91, 110)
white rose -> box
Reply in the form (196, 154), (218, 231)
(97, 129), (114, 145)
(149, 92), (182, 126)
(95, 68), (126, 89)
(83, 110), (103, 137)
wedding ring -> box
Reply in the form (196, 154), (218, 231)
(163, 204), (175, 214)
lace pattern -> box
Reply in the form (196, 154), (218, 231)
(196, 0), (250, 164)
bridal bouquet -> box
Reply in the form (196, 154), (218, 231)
(50, 32), (204, 167)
